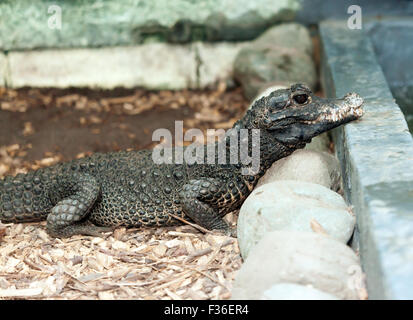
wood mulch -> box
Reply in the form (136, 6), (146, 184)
(0, 84), (249, 300)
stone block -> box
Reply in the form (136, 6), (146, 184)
(8, 45), (197, 89)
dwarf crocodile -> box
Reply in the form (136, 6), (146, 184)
(0, 84), (364, 238)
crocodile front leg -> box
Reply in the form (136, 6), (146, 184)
(179, 178), (236, 237)
(47, 173), (110, 238)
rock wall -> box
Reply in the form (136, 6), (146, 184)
(0, 0), (299, 50)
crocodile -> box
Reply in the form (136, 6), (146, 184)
(0, 84), (364, 238)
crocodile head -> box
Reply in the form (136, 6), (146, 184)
(248, 83), (364, 146)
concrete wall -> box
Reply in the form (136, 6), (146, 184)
(365, 18), (413, 132)
(320, 20), (413, 300)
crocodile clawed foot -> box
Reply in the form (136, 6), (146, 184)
(47, 222), (114, 238)
(211, 226), (237, 238)
(80, 225), (114, 238)
(227, 227), (237, 238)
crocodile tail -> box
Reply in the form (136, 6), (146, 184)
(0, 169), (52, 223)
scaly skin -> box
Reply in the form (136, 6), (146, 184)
(0, 84), (364, 238)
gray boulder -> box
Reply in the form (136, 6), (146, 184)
(256, 149), (341, 191)
(261, 283), (340, 300)
(231, 231), (365, 300)
(254, 22), (314, 56)
(237, 180), (355, 259)
(305, 133), (331, 153)
(234, 23), (317, 100)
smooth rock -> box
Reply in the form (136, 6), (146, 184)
(305, 133), (331, 153)
(256, 149), (341, 191)
(253, 23), (313, 56)
(231, 231), (365, 300)
(261, 283), (340, 300)
(196, 42), (247, 88)
(237, 180), (355, 259)
(233, 23), (317, 99)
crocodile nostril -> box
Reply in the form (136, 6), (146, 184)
(344, 92), (364, 107)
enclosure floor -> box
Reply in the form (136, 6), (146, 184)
(0, 86), (248, 300)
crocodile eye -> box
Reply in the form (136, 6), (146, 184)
(293, 94), (309, 105)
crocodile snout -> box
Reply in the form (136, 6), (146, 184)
(344, 92), (364, 108)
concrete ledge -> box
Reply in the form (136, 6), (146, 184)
(365, 17), (413, 131)
(320, 20), (413, 299)
(6, 43), (245, 89)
